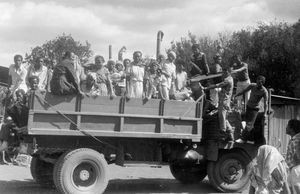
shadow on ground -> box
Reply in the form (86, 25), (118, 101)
(0, 178), (218, 194)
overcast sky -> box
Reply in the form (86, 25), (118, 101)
(0, 0), (299, 66)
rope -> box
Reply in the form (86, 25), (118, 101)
(34, 93), (119, 151)
(180, 94), (204, 118)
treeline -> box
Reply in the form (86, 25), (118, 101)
(169, 19), (300, 97)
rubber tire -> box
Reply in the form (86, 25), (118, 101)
(170, 161), (207, 184)
(207, 150), (251, 193)
(30, 156), (54, 187)
(53, 148), (108, 194)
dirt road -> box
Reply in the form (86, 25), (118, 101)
(0, 164), (248, 194)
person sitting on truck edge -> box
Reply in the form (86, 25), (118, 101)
(203, 66), (234, 141)
(285, 119), (300, 193)
(249, 145), (290, 194)
(234, 75), (268, 143)
(50, 51), (83, 96)
(0, 89), (29, 153)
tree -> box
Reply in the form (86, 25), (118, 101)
(169, 19), (300, 97)
(26, 34), (93, 67)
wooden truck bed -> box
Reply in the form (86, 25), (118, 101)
(27, 92), (203, 142)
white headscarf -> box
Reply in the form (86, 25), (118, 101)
(251, 145), (287, 193)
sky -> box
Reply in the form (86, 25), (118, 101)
(0, 0), (299, 67)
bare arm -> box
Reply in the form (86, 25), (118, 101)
(201, 54), (210, 75)
(189, 62), (202, 74)
(204, 80), (228, 90)
(232, 63), (247, 73)
(234, 85), (253, 98)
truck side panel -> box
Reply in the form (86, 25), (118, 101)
(28, 92), (203, 141)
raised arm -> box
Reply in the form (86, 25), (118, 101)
(201, 54), (210, 75)
(204, 80), (229, 90)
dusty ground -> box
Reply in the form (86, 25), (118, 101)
(0, 163), (248, 194)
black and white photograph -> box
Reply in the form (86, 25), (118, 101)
(0, 0), (300, 193)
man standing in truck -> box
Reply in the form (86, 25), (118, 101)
(203, 66), (234, 141)
(190, 44), (210, 77)
(232, 54), (251, 109)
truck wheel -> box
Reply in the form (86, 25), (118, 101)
(30, 156), (54, 187)
(207, 150), (251, 192)
(53, 148), (108, 194)
(170, 161), (207, 184)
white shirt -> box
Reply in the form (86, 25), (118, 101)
(9, 64), (28, 92)
(128, 64), (144, 82)
(161, 61), (176, 88)
(175, 71), (187, 91)
(27, 65), (48, 90)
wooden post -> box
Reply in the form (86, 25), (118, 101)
(109, 45), (112, 59)
(267, 88), (274, 145)
(115, 141), (124, 166)
(156, 31), (164, 60)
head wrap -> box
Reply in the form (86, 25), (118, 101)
(168, 51), (176, 59)
(252, 145), (286, 186)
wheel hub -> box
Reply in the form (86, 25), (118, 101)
(79, 170), (90, 181)
(220, 159), (243, 184)
(72, 162), (98, 188)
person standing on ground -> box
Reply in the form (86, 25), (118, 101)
(249, 145), (290, 194)
(234, 76), (268, 143)
(232, 54), (251, 109)
(0, 89), (29, 153)
(285, 119), (300, 193)
(8, 55), (28, 94)
(127, 51), (145, 98)
(203, 66), (234, 141)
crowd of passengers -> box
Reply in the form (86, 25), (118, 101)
(7, 50), (199, 101)
(1, 43), (269, 151)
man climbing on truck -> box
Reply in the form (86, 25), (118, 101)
(203, 66), (234, 141)
(234, 75), (268, 143)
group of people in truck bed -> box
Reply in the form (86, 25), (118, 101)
(2, 43), (270, 144)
